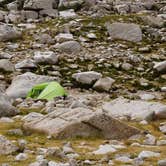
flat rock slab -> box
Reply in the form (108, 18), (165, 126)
(23, 107), (140, 139)
(6, 72), (59, 99)
(106, 22), (142, 43)
(103, 98), (166, 121)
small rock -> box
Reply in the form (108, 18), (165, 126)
(72, 71), (102, 85)
(155, 107), (166, 119)
(48, 161), (70, 166)
(18, 23), (36, 29)
(138, 47), (151, 53)
(92, 144), (116, 155)
(31, 101), (45, 109)
(29, 159), (48, 166)
(0, 117), (14, 123)
(154, 61), (166, 73)
(131, 142), (141, 147)
(34, 51), (58, 65)
(38, 34), (54, 44)
(93, 77), (115, 92)
(0, 52), (13, 59)
(139, 94), (155, 101)
(87, 33), (97, 39)
(18, 139), (27, 151)
(36, 155), (44, 161)
(15, 59), (37, 69)
(55, 41), (81, 54)
(139, 120), (148, 125)
(70, 100), (87, 109)
(39, 9), (58, 18)
(133, 157), (144, 166)
(108, 160), (114, 165)
(55, 33), (73, 43)
(24, 0), (54, 10)
(115, 156), (133, 163)
(0, 92), (18, 117)
(15, 153), (28, 161)
(58, 0), (83, 10)
(159, 123), (166, 134)
(161, 87), (166, 92)
(0, 135), (18, 155)
(115, 4), (129, 14)
(6, 43), (19, 50)
(142, 15), (165, 28)
(21, 10), (38, 20)
(59, 9), (77, 19)
(158, 159), (166, 166)
(0, 11), (6, 22)
(157, 140), (166, 146)
(0, 59), (15, 72)
(0, 24), (22, 42)
(84, 160), (93, 165)
(7, 129), (23, 136)
(1, 163), (10, 166)
(138, 151), (160, 159)
(68, 158), (77, 166)
(121, 63), (133, 71)
(63, 143), (74, 154)
(45, 147), (64, 158)
(6, 11), (21, 24)
(66, 153), (79, 159)
(22, 112), (44, 122)
(143, 134), (156, 145)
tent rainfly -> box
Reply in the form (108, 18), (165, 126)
(27, 82), (67, 101)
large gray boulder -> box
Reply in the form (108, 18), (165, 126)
(0, 93), (18, 117)
(103, 98), (166, 121)
(106, 22), (142, 43)
(0, 24), (22, 42)
(0, 135), (18, 155)
(23, 107), (140, 139)
(23, 0), (55, 10)
(6, 72), (59, 99)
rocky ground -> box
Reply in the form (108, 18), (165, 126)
(0, 0), (166, 165)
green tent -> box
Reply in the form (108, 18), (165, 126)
(27, 82), (67, 101)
